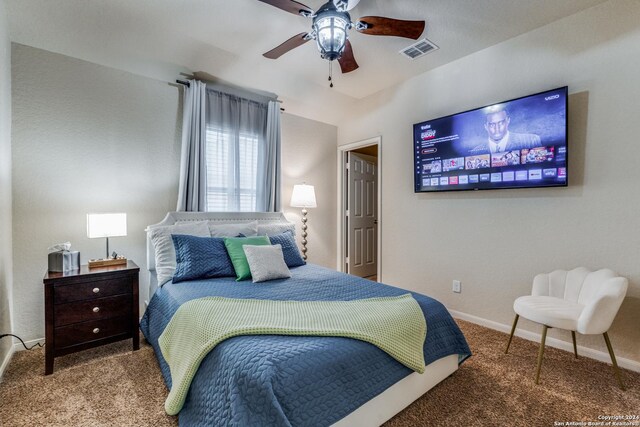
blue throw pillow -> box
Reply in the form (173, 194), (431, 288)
(171, 234), (236, 283)
(268, 230), (306, 268)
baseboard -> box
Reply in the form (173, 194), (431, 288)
(0, 345), (15, 381)
(449, 309), (640, 373)
(13, 337), (45, 352)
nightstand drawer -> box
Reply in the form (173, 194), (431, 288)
(54, 294), (132, 327)
(54, 278), (132, 304)
(54, 316), (130, 349)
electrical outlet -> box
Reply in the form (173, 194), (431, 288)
(452, 280), (462, 293)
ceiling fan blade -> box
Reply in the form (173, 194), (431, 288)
(263, 33), (311, 59)
(338, 40), (359, 73)
(257, 0), (314, 16)
(356, 16), (425, 40)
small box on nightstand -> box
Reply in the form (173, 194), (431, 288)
(47, 251), (80, 272)
(88, 257), (127, 268)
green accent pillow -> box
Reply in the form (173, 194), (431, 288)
(224, 236), (271, 281)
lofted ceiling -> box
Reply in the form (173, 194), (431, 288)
(6, 0), (608, 123)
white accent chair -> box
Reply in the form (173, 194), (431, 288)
(505, 267), (628, 389)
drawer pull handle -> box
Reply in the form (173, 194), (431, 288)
(93, 288), (100, 294)
(93, 328), (100, 334)
(93, 307), (100, 313)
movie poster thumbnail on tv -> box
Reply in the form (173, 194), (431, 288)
(413, 87), (568, 192)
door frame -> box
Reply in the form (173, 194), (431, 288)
(337, 136), (382, 280)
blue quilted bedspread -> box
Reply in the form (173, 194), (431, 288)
(140, 264), (471, 426)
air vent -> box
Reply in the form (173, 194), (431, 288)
(400, 38), (439, 60)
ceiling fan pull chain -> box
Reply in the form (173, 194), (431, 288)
(329, 61), (334, 88)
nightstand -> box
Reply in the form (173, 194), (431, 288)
(43, 260), (140, 375)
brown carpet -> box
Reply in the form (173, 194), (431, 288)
(0, 320), (638, 426)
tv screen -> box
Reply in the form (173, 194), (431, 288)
(413, 86), (568, 192)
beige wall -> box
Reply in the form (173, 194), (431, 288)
(0, 0), (13, 375)
(281, 113), (337, 270)
(338, 0), (640, 364)
(10, 44), (337, 343)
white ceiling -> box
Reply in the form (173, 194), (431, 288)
(6, 0), (608, 123)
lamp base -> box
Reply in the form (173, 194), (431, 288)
(300, 208), (308, 261)
(88, 257), (127, 268)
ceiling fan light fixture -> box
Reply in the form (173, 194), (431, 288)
(312, 3), (351, 61)
(259, 0), (425, 81)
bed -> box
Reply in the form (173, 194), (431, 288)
(140, 212), (471, 426)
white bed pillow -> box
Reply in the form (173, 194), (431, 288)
(208, 221), (258, 237)
(148, 221), (210, 286)
(256, 222), (296, 237)
(243, 244), (292, 283)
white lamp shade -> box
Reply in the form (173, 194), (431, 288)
(87, 213), (127, 238)
(290, 184), (317, 208)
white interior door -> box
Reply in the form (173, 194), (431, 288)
(347, 152), (377, 277)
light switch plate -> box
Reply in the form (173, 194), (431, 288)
(453, 280), (462, 293)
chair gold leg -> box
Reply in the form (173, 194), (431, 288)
(505, 314), (519, 354)
(603, 332), (625, 391)
(571, 331), (578, 359)
(535, 325), (548, 384)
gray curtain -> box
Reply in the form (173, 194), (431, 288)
(176, 80), (207, 212)
(258, 100), (282, 212)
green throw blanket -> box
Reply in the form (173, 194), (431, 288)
(158, 294), (427, 415)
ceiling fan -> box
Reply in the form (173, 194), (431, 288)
(258, 0), (425, 85)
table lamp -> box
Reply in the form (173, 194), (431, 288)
(290, 184), (317, 260)
(86, 213), (128, 268)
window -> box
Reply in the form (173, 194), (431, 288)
(205, 126), (259, 212)
(177, 86), (279, 213)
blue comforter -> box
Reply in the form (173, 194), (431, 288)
(140, 264), (471, 426)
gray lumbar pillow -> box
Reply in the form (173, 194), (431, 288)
(243, 244), (292, 283)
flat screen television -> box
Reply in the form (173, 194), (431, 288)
(413, 86), (568, 192)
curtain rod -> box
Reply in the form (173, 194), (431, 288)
(174, 79), (284, 111)
(174, 79), (282, 104)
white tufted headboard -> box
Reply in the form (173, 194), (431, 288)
(145, 211), (291, 299)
